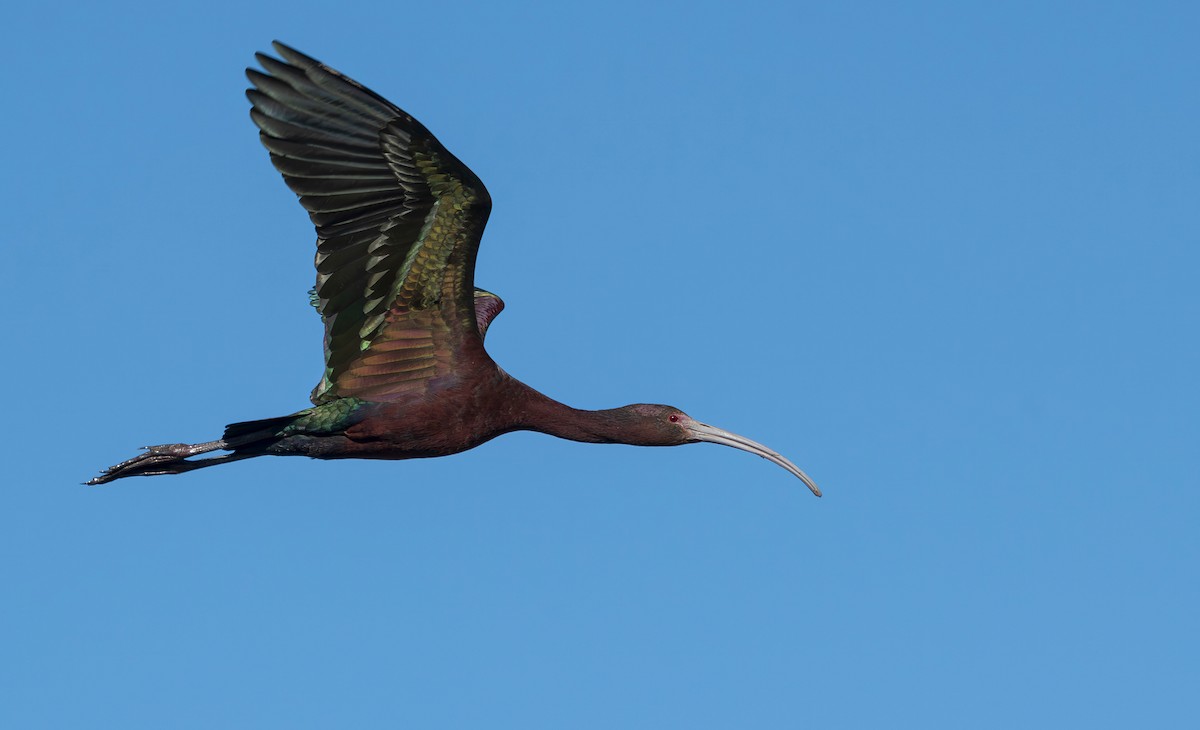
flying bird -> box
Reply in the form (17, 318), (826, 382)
(88, 42), (821, 496)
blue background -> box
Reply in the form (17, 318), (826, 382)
(5, 1), (1197, 727)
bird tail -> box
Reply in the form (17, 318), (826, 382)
(221, 414), (301, 448)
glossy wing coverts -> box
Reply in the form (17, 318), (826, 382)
(246, 42), (493, 403)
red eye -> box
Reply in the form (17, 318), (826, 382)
(669, 414), (679, 423)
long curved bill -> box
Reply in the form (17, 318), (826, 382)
(685, 421), (821, 497)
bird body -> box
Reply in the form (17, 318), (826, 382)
(89, 42), (820, 496)
(230, 378), (701, 461)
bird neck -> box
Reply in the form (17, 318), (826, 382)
(513, 383), (636, 445)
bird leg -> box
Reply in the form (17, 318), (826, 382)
(86, 440), (231, 485)
(145, 440), (226, 458)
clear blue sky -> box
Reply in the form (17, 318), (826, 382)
(4, 1), (1197, 727)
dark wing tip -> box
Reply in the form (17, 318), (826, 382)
(247, 54), (282, 94)
(270, 40), (318, 67)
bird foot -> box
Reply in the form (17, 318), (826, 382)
(86, 440), (226, 485)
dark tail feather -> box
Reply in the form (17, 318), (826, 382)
(222, 414), (300, 448)
(87, 414), (300, 485)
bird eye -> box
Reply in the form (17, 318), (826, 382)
(669, 414), (679, 423)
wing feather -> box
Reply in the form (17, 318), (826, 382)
(246, 42), (494, 404)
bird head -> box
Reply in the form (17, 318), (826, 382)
(619, 404), (821, 496)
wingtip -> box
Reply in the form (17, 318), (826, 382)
(252, 51), (278, 72)
(271, 41), (317, 68)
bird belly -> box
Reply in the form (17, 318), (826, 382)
(294, 395), (511, 461)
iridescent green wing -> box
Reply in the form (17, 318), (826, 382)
(247, 42), (493, 403)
